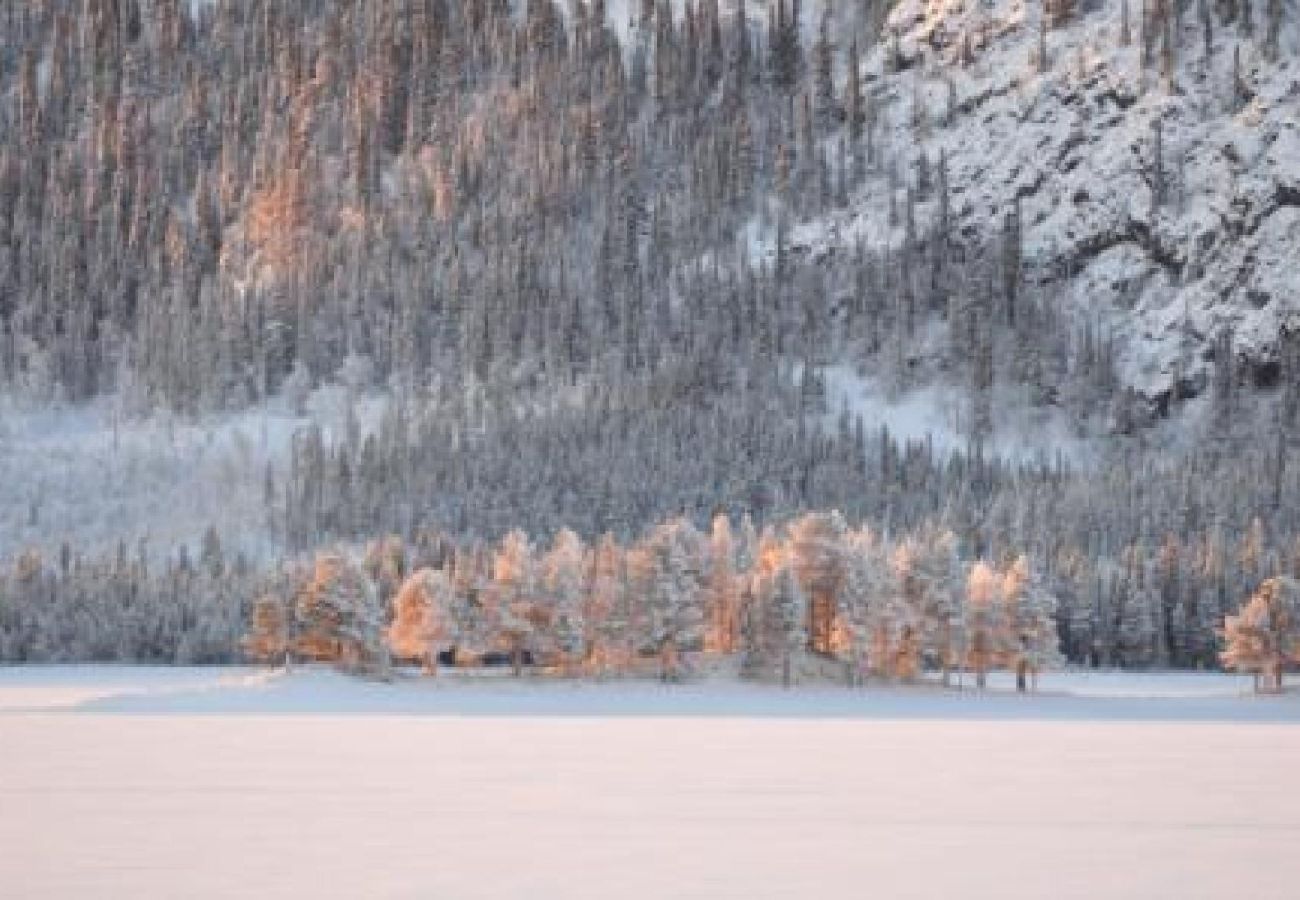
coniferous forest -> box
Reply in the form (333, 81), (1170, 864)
(1, 0), (1299, 677)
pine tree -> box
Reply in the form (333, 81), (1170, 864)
(874, 548), (924, 680)
(769, 0), (801, 91)
(1150, 117), (1165, 215)
(1202, 0), (1215, 72)
(632, 517), (706, 680)
(1264, 0), (1282, 59)
(1117, 574), (1158, 666)
(542, 528), (588, 671)
(1160, 11), (1176, 88)
(770, 562), (807, 686)
(1001, 556), (1062, 691)
(813, 3), (838, 131)
(1231, 42), (1247, 111)
(833, 529), (886, 684)
(588, 532), (631, 674)
(1211, 327), (1237, 434)
(846, 38), (864, 149)
(1037, 17), (1050, 73)
(494, 530), (541, 676)
(908, 529), (965, 685)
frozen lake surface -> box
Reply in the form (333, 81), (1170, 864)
(3, 667), (1300, 898)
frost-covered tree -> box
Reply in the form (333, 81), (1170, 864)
(388, 568), (457, 673)
(899, 529), (965, 685)
(964, 561), (1005, 688)
(742, 528), (809, 686)
(812, 2), (839, 131)
(1221, 576), (1300, 692)
(295, 553), (389, 674)
(1000, 556), (1062, 691)
(1117, 563), (1160, 667)
(872, 546), (924, 681)
(704, 514), (743, 653)
(769, 561), (808, 687)
(631, 517), (707, 680)
(245, 590), (293, 667)
(541, 529), (588, 672)
(837, 528), (890, 685)
(787, 511), (849, 654)
(587, 533), (632, 674)
(493, 530), (543, 676)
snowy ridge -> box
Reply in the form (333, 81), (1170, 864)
(789, 0), (1299, 407)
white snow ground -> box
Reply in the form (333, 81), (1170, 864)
(3, 668), (1300, 898)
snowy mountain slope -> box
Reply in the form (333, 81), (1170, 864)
(789, 0), (1299, 410)
(2, 0), (1298, 578)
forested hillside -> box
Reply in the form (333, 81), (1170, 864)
(0, 0), (1297, 668)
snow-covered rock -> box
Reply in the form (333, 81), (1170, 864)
(794, 0), (1299, 407)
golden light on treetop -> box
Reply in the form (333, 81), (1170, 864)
(1220, 576), (1300, 693)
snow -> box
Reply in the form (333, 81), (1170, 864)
(3, 667), (1299, 898)
(1, 664), (1293, 718)
(782, 0), (1300, 410)
(817, 362), (1088, 463)
(0, 666), (280, 713)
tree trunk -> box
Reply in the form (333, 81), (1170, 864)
(1015, 659), (1028, 693)
(781, 651), (792, 688)
(660, 641), (676, 682)
(976, 663), (987, 690)
(511, 638), (523, 678)
(940, 622), (952, 687)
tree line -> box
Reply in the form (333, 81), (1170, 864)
(247, 511), (1061, 688)
(3, 505), (1296, 692)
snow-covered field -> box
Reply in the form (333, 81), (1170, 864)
(3, 667), (1300, 898)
